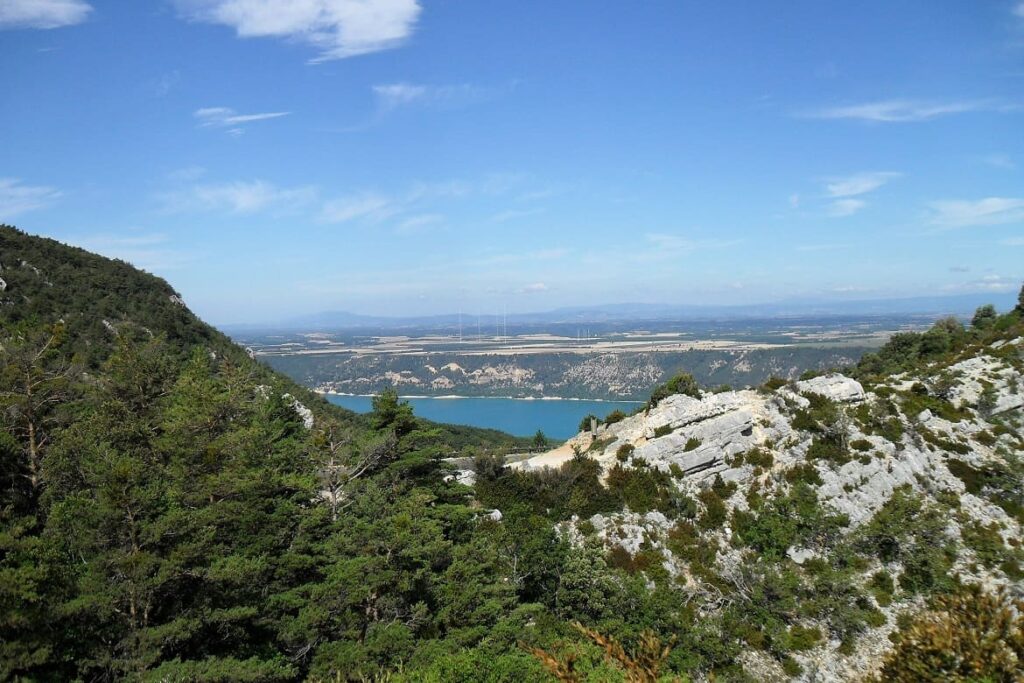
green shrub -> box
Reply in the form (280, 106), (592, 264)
(744, 447), (774, 468)
(604, 464), (696, 520)
(855, 489), (956, 595)
(807, 434), (850, 464)
(786, 625), (821, 651)
(666, 520), (718, 570)
(850, 438), (872, 452)
(698, 488), (728, 530)
(711, 474), (738, 499)
(615, 443), (635, 462)
(648, 371), (700, 407)
(731, 483), (847, 560)
(603, 409), (627, 425)
(897, 390), (969, 423)
(785, 463), (823, 486)
(947, 458), (1024, 522)
(781, 656), (802, 676)
(863, 607), (887, 628)
(870, 570), (895, 606)
(959, 520), (1010, 569)
(653, 424), (673, 438)
(684, 437), (701, 452)
(578, 414), (598, 432)
(760, 376), (788, 392)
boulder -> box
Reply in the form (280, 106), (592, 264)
(795, 374), (865, 403)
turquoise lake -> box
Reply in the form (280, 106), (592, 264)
(324, 394), (642, 439)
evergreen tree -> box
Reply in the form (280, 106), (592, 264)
(371, 388), (416, 438)
(972, 304), (997, 329)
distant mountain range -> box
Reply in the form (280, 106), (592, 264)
(225, 292), (1018, 332)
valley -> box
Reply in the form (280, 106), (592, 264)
(234, 317), (913, 400)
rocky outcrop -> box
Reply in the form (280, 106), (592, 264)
(283, 393), (315, 430)
(794, 374), (865, 403)
(533, 335), (1024, 682)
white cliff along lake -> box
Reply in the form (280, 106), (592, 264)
(324, 394), (643, 440)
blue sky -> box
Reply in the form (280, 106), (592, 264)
(2, 0), (1023, 324)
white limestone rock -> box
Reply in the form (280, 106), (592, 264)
(283, 393), (315, 430)
(795, 374), (866, 403)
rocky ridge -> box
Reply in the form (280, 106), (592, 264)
(514, 334), (1024, 681)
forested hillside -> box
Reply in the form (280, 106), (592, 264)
(0, 227), (542, 681)
(2, 226), (1022, 682)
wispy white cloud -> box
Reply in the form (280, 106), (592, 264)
(490, 208), (544, 223)
(194, 106), (289, 133)
(74, 233), (196, 272)
(0, 0), (92, 29)
(531, 248), (569, 260)
(152, 70), (181, 98)
(0, 178), (61, 219)
(827, 198), (866, 217)
(174, 0), (421, 62)
(927, 197), (1024, 228)
(518, 188), (557, 202)
(642, 233), (741, 254)
(318, 193), (395, 224)
(372, 82), (490, 110)
(372, 83), (427, 109)
(519, 282), (548, 294)
(806, 99), (999, 123)
(161, 179), (316, 214)
(943, 274), (1021, 292)
(825, 171), (900, 198)
(1001, 237), (1024, 246)
(978, 153), (1015, 170)
(788, 193), (800, 209)
(406, 174), (522, 203)
(817, 171), (899, 217)
(395, 213), (443, 233)
(319, 176), (520, 226)
(797, 243), (849, 252)
(1015, 1), (1024, 19)
(167, 165), (207, 182)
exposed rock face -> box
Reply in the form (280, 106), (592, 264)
(573, 390), (795, 488)
(794, 374), (865, 403)
(283, 393), (315, 430)
(296, 347), (872, 400)
(528, 335), (1024, 682)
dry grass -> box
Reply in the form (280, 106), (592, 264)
(524, 622), (679, 682)
(876, 585), (1024, 682)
